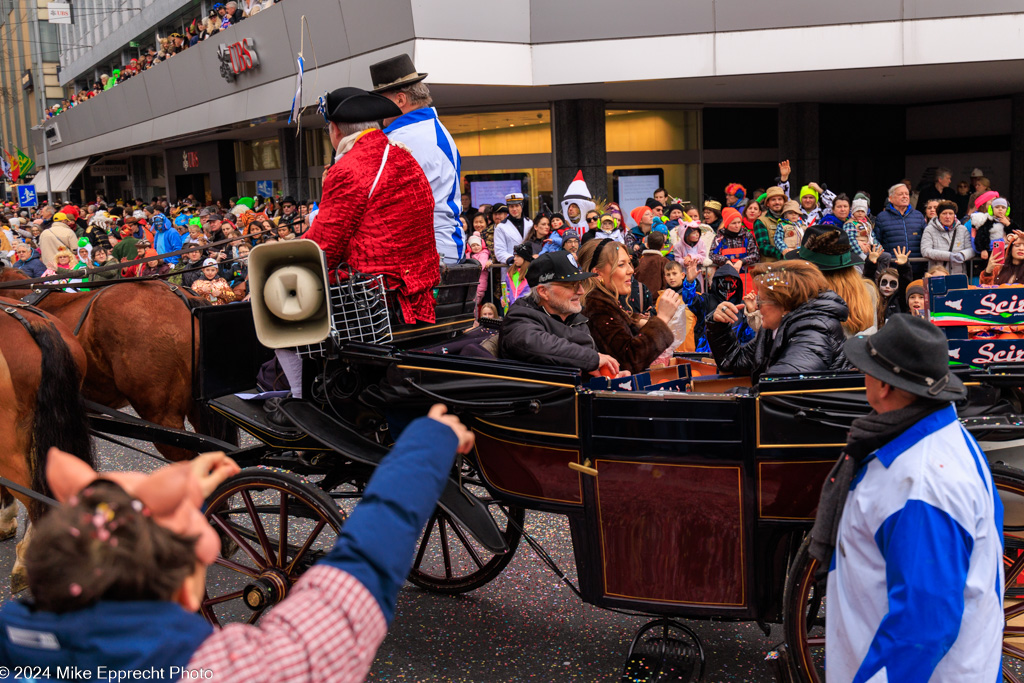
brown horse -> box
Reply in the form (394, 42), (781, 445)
(0, 269), (236, 462)
(0, 301), (92, 591)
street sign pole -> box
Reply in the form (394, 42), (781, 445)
(32, 6), (52, 205)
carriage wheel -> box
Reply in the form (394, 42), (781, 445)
(201, 468), (346, 627)
(782, 463), (1024, 682)
(407, 468), (525, 595)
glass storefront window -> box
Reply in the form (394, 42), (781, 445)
(442, 110), (551, 157)
(234, 138), (281, 172)
(605, 110), (699, 153)
(305, 128), (333, 168)
(607, 164), (701, 219)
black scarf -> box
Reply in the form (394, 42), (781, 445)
(808, 399), (947, 576)
(508, 213), (525, 236)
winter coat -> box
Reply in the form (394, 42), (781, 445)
(680, 264), (755, 353)
(874, 203), (926, 257)
(583, 285), (674, 375)
(469, 248), (491, 302)
(635, 250), (668, 297)
(706, 290), (852, 381)
(710, 228), (759, 270)
(920, 216), (974, 275)
(498, 296), (600, 372)
(13, 252), (45, 278)
(670, 226), (710, 266)
(152, 213), (183, 265)
(973, 214), (1019, 256)
(753, 211), (783, 262)
(494, 216), (532, 265)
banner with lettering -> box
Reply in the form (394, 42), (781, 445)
(946, 339), (1024, 367)
(930, 286), (1024, 327)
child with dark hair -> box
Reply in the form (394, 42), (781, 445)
(0, 407), (474, 682)
(635, 231), (669, 296)
(863, 243), (913, 324)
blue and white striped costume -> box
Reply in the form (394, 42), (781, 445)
(384, 107), (464, 263)
(827, 404), (1004, 682)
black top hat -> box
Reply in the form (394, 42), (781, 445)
(370, 54), (428, 93)
(844, 314), (965, 402)
(319, 87), (401, 124)
(526, 251), (596, 289)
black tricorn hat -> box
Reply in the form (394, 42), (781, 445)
(370, 54), (428, 93)
(845, 314), (965, 402)
(319, 87), (401, 123)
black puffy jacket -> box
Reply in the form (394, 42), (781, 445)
(706, 291), (853, 381)
(498, 297), (600, 372)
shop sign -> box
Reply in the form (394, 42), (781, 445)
(217, 38), (259, 83)
(182, 150), (201, 172)
(47, 2), (72, 24)
(90, 163), (129, 176)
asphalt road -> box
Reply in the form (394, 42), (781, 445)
(0, 434), (784, 683)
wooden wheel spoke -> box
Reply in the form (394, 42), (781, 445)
(444, 516), (486, 569)
(213, 557), (260, 578)
(278, 493), (288, 568)
(438, 514), (453, 579)
(1003, 625), (1024, 638)
(1003, 670), (1023, 683)
(241, 490), (276, 567)
(203, 589), (245, 607)
(1006, 552), (1024, 585)
(413, 514), (438, 571)
(1007, 600), (1024, 623)
(806, 636), (825, 648)
(211, 515), (268, 569)
(286, 520), (327, 575)
(247, 609), (265, 625)
(1005, 641), (1024, 662)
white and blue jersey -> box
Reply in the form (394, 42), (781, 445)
(384, 107), (464, 263)
(827, 404), (1004, 682)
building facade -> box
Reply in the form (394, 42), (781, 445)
(17, 0), (1024, 219)
(0, 0), (62, 179)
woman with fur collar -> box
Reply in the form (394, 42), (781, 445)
(578, 238), (682, 375)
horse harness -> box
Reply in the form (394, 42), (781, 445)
(0, 301), (55, 336)
(20, 280), (196, 337)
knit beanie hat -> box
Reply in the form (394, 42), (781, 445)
(906, 279), (926, 302)
(975, 190), (1000, 210)
(720, 207), (742, 230)
(799, 185), (819, 202)
(645, 198), (662, 210)
(630, 206), (651, 226)
(992, 198), (1009, 209)
(851, 198), (870, 216)
(936, 200), (959, 216)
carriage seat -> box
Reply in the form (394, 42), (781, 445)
(388, 262), (481, 345)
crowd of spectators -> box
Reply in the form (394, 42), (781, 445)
(460, 162), (1023, 379)
(1, 192), (313, 304)
(47, 0), (283, 120)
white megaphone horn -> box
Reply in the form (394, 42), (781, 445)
(248, 240), (331, 348)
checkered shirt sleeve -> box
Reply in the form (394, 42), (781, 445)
(185, 566), (387, 682)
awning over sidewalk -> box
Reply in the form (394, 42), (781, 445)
(31, 157), (89, 194)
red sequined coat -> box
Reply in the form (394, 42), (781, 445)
(306, 129), (439, 323)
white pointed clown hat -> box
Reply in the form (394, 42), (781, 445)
(561, 170), (596, 230)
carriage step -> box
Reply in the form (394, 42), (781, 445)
(278, 399), (511, 555)
(622, 619), (704, 682)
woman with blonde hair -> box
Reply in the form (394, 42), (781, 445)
(578, 238), (682, 375)
(708, 259), (851, 380)
(794, 226), (879, 336)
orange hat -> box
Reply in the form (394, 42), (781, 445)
(630, 205), (652, 226)
(720, 207), (743, 229)
(907, 279), (925, 301)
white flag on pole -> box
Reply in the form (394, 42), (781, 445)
(288, 55), (304, 125)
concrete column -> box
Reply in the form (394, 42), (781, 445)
(279, 128), (309, 202)
(1011, 94), (1024, 216)
(778, 103), (820, 189)
(129, 155), (148, 201)
(551, 99), (606, 206)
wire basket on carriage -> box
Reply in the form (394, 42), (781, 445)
(296, 274), (392, 357)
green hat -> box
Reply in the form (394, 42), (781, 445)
(188, 216), (202, 227)
(237, 197), (255, 209)
(799, 185), (820, 202)
(77, 237), (90, 247)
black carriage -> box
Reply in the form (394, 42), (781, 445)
(87, 254), (1024, 681)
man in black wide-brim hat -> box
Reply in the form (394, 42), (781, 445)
(808, 314), (1003, 681)
(369, 53), (465, 265)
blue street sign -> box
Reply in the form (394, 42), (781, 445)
(256, 180), (273, 198)
(16, 184), (37, 207)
